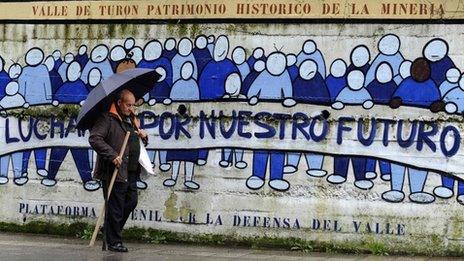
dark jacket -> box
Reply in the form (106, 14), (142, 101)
(89, 104), (147, 183)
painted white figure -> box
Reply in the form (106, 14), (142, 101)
(394, 60), (412, 85)
(129, 46), (143, 65)
(171, 38), (198, 83)
(444, 73), (464, 114)
(58, 53), (75, 82)
(296, 39), (326, 77)
(439, 68), (460, 97)
(332, 70), (373, 110)
(232, 46), (250, 80)
(110, 45), (126, 66)
(246, 47), (265, 69)
(18, 47), (52, 105)
(365, 34), (404, 85)
(247, 52), (296, 107)
(164, 62), (202, 189)
(81, 44), (113, 84)
(8, 63), (22, 80)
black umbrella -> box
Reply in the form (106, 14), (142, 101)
(76, 68), (160, 131)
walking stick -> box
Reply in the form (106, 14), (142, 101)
(89, 131), (130, 247)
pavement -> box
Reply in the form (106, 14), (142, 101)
(0, 232), (461, 261)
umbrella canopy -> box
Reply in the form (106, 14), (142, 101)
(76, 68), (160, 131)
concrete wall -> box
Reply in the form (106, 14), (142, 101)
(0, 23), (463, 254)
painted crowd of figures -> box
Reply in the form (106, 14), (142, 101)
(0, 34), (462, 205)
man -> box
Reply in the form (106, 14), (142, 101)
(89, 89), (147, 252)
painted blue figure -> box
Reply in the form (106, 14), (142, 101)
(81, 44), (114, 84)
(58, 53), (75, 82)
(162, 38), (177, 61)
(220, 48), (249, 169)
(328, 70), (375, 189)
(366, 62), (397, 105)
(444, 73), (464, 114)
(232, 46), (251, 80)
(18, 47), (52, 106)
(296, 39), (326, 77)
(199, 35), (240, 100)
(41, 62), (99, 191)
(53, 61), (88, 105)
(139, 40), (173, 106)
(247, 52), (296, 107)
(346, 45), (371, 75)
(286, 54), (299, 82)
(246, 52), (296, 192)
(240, 60), (265, 97)
(164, 62), (204, 190)
(382, 58), (437, 204)
(326, 59), (347, 102)
(17, 48), (51, 178)
(52, 50), (62, 72)
(393, 60), (412, 86)
(391, 58), (441, 109)
(44, 55), (63, 95)
(332, 70), (373, 110)
(192, 35), (213, 75)
(171, 38), (198, 83)
(365, 62), (398, 181)
(0, 152), (28, 185)
(423, 38), (455, 86)
(365, 34), (404, 86)
(439, 68), (460, 97)
(284, 59), (329, 177)
(246, 47), (265, 69)
(76, 44), (89, 68)
(0, 56), (10, 100)
(433, 175), (464, 205)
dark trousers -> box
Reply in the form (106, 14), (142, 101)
(102, 178), (138, 245)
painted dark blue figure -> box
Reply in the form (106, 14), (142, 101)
(292, 72), (330, 104)
(199, 59), (239, 100)
(21, 149), (47, 177)
(347, 63), (370, 74)
(138, 58), (173, 102)
(429, 56), (455, 86)
(246, 55), (266, 69)
(440, 176), (464, 198)
(45, 148), (93, 185)
(192, 47), (212, 75)
(365, 158), (392, 179)
(49, 68), (64, 95)
(76, 53), (89, 69)
(252, 150), (285, 182)
(288, 65), (299, 82)
(53, 59), (62, 72)
(54, 79), (88, 104)
(162, 49), (177, 61)
(393, 77), (440, 107)
(326, 74), (346, 102)
(240, 70), (260, 97)
(366, 79), (398, 104)
(0, 70), (10, 100)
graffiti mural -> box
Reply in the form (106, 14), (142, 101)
(1, 32), (464, 207)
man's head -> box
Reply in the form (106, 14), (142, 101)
(117, 89), (136, 116)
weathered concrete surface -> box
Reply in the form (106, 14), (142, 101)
(0, 232), (460, 261)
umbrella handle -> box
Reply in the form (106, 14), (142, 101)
(89, 131), (130, 247)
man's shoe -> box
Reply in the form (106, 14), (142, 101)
(108, 242), (128, 252)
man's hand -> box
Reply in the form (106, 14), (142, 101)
(136, 129), (148, 139)
(112, 156), (122, 168)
